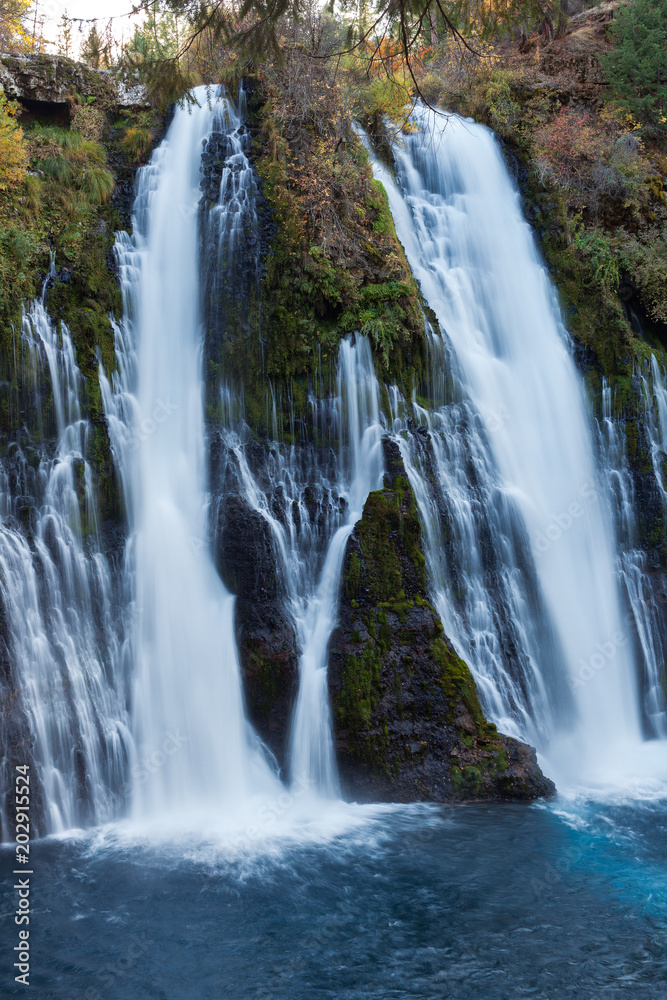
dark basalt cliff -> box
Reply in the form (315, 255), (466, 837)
(328, 439), (555, 803)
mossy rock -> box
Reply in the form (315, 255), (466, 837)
(328, 437), (555, 802)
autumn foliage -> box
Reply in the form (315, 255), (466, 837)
(0, 95), (27, 193)
(534, 107), (608, 185)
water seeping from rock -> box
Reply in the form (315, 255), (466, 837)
(364, 107), (667, 791)
(219, 336), (383, 796)
(598, 378), (667, 739)
(0, 264), (132, 838)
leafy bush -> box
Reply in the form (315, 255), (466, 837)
(70, 104), (107, 142)
(618, 235), (667, 323)
(534, 106), (651, 217)
(0, 94), (27, 193)
(121, 126), (154, 162)
(572, 226), (620, 293)
(601, 0), (667, 132)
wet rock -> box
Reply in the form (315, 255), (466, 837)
(328, 438), (556, 803)
(214, 494), (297, 771)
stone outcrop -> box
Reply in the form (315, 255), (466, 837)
(0, 52), (148, 109)
(328, 438), (556, 803)
(214, 490), (297, 772)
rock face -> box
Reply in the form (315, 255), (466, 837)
(214, 490), (297, 772)
(328, 438), (556, 803)
(0, 52), (148, 109)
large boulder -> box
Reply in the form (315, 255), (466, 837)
(215, 493), (297, 772)
(328, 437), (556, 803)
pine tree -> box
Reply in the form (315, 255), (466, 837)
(81, 23), (102, 69)
(601, 0), (667, 131)
(57, 12), (72, 58)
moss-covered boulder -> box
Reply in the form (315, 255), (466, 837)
(328, 438), (555, 802)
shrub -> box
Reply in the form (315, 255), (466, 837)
(70, 104), (107, 142)
(121, 125), (154, 162)
(618, 236), (667, 323)
(572, 226), (620, 293)
(0, 94), (27, 193)
(534, 106), (651, 217)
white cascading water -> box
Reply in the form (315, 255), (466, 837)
(288, 338), (382, 793)
(101, 86), (280, 819)
(0, 267), (131, 836)
(366, 108), (667, 788)
(642, 354), (667, 500)
(385, 327), (566, 746)
(221, 337), (383, 795)
(598, 378), (667, 738)
(7, 86), (667, 836)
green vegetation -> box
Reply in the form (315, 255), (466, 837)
(601, 0), (667, 133)
(207, 57), (426, 437)
(356, 479), (427, 603)
(0, 74), (163, 527)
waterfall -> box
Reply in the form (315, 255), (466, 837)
(366, 107), (667, 788)
(0, 268), (131, 837)
(101, 86), (280, 819)
(385, 327), (566, 746)
(598, 379), (667, 738)
(642, 354), (667, 501)
(0, 84), (384, 836)
(7, 86), (667, 834)
(219, 337), (383, 795)
(286, 337), (382, 794)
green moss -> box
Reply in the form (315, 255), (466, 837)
(0, 101), (164, 529)
(358, 491), (403, 602)
(205, 82), (427, 439)
(246, 649), (282, 719)
(358, 479), (427, 603)
(430, 635), (498, 742)
(337, 640), (382, 738)
(346, 551), (361, 599)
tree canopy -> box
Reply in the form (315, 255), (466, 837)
(601, 0), (667, 132)
(114, 0), (558, 106)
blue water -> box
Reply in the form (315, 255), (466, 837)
(2, 799), (666, 998)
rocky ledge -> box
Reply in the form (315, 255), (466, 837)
(329, 437), (556, 803)
(0, 52), (148, 109)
